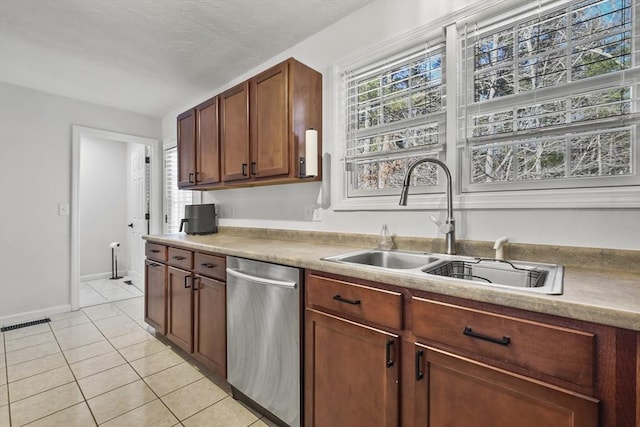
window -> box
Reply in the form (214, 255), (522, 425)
(341, 37), (447, 198)
(335, 0), (639, 209)
(461, 0), (640, 191)
(164, 146), (193, 233)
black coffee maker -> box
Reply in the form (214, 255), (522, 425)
(179, 204), (218, 235)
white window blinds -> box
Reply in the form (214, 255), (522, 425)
(461, 0), (639, 189)
(164, 146), (192, 233)
(342, 41), (446, 197)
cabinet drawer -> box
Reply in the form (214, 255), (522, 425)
(306, 273), (402, 330)
(412, 297), (595, 388)
(194, 253), (226, 281)
(145, 242), (167, 263)
(168, 247), (193, 270)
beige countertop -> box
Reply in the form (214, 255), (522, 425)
(144, 229), (640, 332)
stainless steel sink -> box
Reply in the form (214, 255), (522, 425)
(322, 249), (564, 295)
(422, 258), (563, 294)
(323, 249), (440, 270)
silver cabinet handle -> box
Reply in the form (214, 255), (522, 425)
(226, 268), (297, 289)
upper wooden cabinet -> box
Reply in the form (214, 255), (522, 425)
(178, 57), (322, 190)
(220, 82), (250, 182)
(249, 61), (291, 180)
(177, 109), (196, 187)
(196, 97), (220, 186)
(177, 97), (221, 189)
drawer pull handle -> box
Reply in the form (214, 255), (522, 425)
(242, 163), (248, 176)
(463, 326), (511, 346)
(173, 255), (186, 261)
(385, 340), (395, 368)
(201, 263), (216, 269)
(332, 295), (361, 305)
(150, 249), (160, 253)
(415, 349), (424, 381)
(149, 262), (161, 268)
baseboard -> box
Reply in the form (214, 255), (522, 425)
(81, 271), (131, 282)
(0, 304), (73, 328)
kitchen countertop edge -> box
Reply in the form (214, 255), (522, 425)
(144, 233), (640, 332)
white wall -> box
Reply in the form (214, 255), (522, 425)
(79, 137), (129, 277)
(0, 82), (161, 323)
(161, 0), (640, 251)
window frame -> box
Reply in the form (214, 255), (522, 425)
(333, 24), (453, 211)
(332, 0), (640, 211)
(163, 140), (195, 233)
(459, 0), (640, 193)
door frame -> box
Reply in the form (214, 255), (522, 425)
(71, 125), (161, 311)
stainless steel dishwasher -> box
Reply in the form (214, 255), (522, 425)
(226, 256), (301, 427)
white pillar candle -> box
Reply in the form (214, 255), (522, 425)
(305, 129), (318, 177)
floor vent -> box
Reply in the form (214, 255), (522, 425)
(124, 280), (134, 286)
(1, 318), (51, 332)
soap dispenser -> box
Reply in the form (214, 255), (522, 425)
(377, 224), (393, 250)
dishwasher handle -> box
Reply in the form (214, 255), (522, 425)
(226, 267), (297, 289)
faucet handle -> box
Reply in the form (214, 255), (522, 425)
(430, 215), (454, 234)
(493, 236), (509, 260)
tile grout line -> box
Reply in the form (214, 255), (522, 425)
(2, 333), (12, 427)
(90, 300), (262, 426)
(76, 299), (187, 426)
(4, 299), (260, 427)
(99, 300), (240, 425)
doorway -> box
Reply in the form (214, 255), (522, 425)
(71, 126), (161, 311)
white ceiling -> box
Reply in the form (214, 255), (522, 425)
(0, 0), (373, 117)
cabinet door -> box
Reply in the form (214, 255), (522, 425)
(414, 344), (598, 427)
(196, 97), (220, 186)
(144, 260), (166, 335)
(250, 61), (289, 179)
(305, 309), (399, 427)
(193, 275), (226, 378)
(177, 109), (197, 188)
(220, 82), (250, 182)
(167, 266), (194, 353)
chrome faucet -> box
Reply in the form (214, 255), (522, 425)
(399, 158), (456, 255)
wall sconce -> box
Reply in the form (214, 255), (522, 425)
(300, 128), (318, 178)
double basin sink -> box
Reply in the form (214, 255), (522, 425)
(322, 249), (564, 295)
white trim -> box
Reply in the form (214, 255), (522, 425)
(0, 305), (72, 328)
(71, 125), (161, 311)
(457, 186), (640, 209)
(334, 183), (640, 211)
(79, 271), (132, 282)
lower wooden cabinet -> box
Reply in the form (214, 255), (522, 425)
(144, 259), (166, 334)
(193, 275), (226, 376)
(304, 308), (400, 427)
(167, 266), (194, 353)
(145, 243), (227, 378)
(414, 344), (598, 427)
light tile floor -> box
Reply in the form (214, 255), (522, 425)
(80, 276), (144, 308)
(0, 297), (277, 426)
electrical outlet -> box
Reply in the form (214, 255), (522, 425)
(218, 206), (234, 218)
(303, 205), (315, 221)
(58, 203), (69, 216)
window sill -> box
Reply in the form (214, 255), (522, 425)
(333, 186), (640, 211)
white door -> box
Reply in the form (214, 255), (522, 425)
(128, 144), (149, 290)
